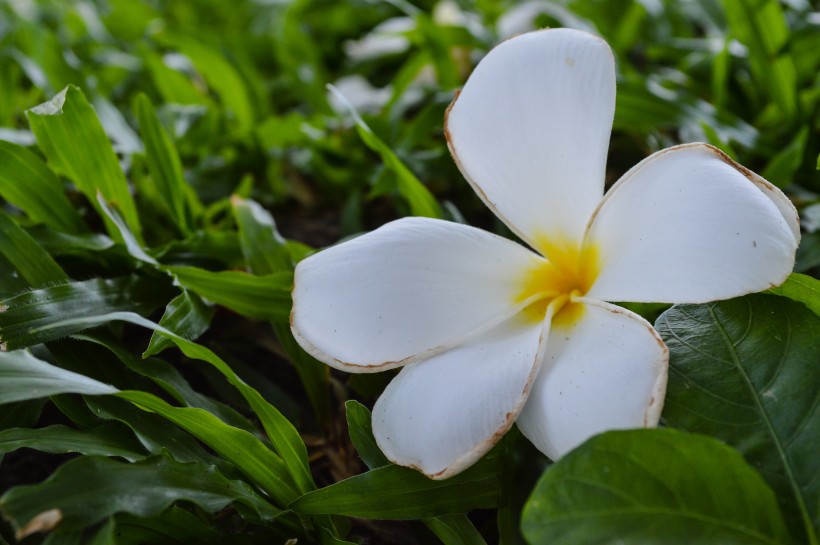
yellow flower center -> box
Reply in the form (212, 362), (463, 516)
(516, 235), (600, 326)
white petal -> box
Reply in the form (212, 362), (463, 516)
(517, 299), (667, 460)
(373, 314), (548, 479)
(586, 143), (799, 304)
(291, 217), (543, 371)
(445, 28), (615, 248)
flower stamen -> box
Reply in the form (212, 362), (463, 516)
(516, 237), (600, 324)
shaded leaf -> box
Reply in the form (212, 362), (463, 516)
(0, 454), (279, 536)
(34, 311), (315, 496)
(0, 142), (85, 234)
(290, 461), (499, 519)
(0, 424), (145, 460)
(425, 515), (488, 545)
(115, 390), (299, 506)
(0, 211), (67, 287)
(232, 196), (330, 426)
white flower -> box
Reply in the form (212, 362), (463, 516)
(291, 29), (800, 479)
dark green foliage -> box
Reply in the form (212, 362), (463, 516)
(0, 1), (817, 544)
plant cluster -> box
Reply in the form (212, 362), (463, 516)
(0, 1), (817, 544)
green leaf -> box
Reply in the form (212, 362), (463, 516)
(115, 390), (299, 506)
(290, 461), (499, 519)
(425, 515), (488, 545)
(521, 429), (791, 545)
(0, 424), (145, 460)
(26, 86), (142, 241)
(343, 403), (485, 543)
(111, 507), (220, 545)
(656, 295), (819, 544)
(85, 396), (221, 466)
(231, 196), (330, 425)
(0, 275), (175, 351)
(0, 454), (279, 538)
(135, 94), (192, 235)
(76, 333), (251, 431)
(33, 311), (315, 495)
(722, 0), (797, 120)
(159, 35), (254, 134)
(95, 194), (158, 265)
(761, 126), (809, 188)
(0, 400), (45, 431)
(345, 400), (389, 469)
(166, 266), (293, 322)
(0, 142), (85, 234)
(143, 290), (215, 357)
(767, 273), (820, 316)
(328, 85), (443, 219)
(0, 211), (67, 288)
(231, 196), (292, 275)
(0, 349), (118, 404)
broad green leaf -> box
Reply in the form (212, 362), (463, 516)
(0, 211), (67, 287)
(115, 390), (298, 506)
(521, 429), (790, 545)
(0, 142), (85, 234)
(290, 461), (499, 519)
(143, 290), (215, 357)
(0, 454), (279, 538)
(0, 350), (117, 404)
(35, 311), (315, 495)
(328, 85), (442, 219)
(656, 295), (819, 544)
(345, 400), (389, 469)
(166, 266), (293, 322)
(26, 86), (142, 241)
(767, 273), (820, 316)
(135, 94), (192, 235)
(0, 424), (145, 460)
(0, 276), (175, 351)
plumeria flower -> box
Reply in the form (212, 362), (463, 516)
(291, 28), (799, 479)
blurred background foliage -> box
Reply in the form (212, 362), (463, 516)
(0, 0), (817, 543)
